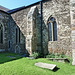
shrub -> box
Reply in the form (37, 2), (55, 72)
(30, 52), (39, 59)
(46, 53), (55, 58)
(46, 53), (65, 58)
(38, 52), (44, 58)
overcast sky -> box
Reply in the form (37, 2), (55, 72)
(0, 0), (41, 9)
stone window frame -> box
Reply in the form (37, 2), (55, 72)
(15, 27), (20, 44)
(0, 23), (4, 44)
(47, 17), (57, 41)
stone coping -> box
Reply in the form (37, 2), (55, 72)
(47, 58), (69, 63)
(47, 58), (68, 59)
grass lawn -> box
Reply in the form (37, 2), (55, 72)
(0, 53), (75, 75)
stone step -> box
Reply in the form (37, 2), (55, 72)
(35, 62), (56, 70)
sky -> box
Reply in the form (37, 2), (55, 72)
(0, 0), (41, 9)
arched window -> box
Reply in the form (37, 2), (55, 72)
(16, 27), (20, 44)
(0, 24), (3, 43)
(16, 28), (18, 44)
(19, 28), (20, 43)
(47, 17), (57, 41)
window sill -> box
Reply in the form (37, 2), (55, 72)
(48, 41), (57, 44)
(48, 41), (57, 42)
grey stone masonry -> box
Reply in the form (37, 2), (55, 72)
(9, 8), (30, 54)
(0, 11), (9, 51)
(0, 0), (74, 57)
(42, 0), (71, 56)
(26, 6), (38, 55)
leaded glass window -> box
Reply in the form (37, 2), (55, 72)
(16, 27), (20, 44)
(47, 17), (57, 41)
(0, 24), (3, 43)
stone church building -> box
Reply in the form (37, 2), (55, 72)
(0, 0), (75, 64)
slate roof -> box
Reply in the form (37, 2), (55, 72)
(7, 1), (41, 14)
(0, 0), (48, 14)
(7, 0), (48, 14)
(0, 5), (9, 12)
(7, 6), (25, 14)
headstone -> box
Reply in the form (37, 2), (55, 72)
(15, 45), (20, 53)
(35, 62), (56, 70)
(7, 56), (16, 58)
(0, 49), (5, 52)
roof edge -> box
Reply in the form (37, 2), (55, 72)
(0, 10), (9, 15)
(8, 0), (48, 14)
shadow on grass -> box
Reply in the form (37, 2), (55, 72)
(0, 57), (23, 64)
(0, 53), (24, 64)
(53, 67), (60, 72)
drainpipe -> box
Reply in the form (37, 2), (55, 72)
(40, 1), (44, 57)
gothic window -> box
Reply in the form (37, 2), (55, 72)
(16, 28), (18, 44)
(9, 41), (10, 48)
(19, 28), (20, 43)
(47, 17), (57, 41)
(16, 27), (20, 44)
(0, 24), (3, 44)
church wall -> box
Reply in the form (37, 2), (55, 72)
(0, 11), (9, 51)
(26, 6), (39, 54)
(8, 0), (72, 56)
(9, 4), (41, 54)
(42, 0), (72, 56)
(8, 9), (29, 54)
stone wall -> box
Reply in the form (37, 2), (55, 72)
(26, 6), (41, 54)
(9, 8), (30, 54)
(0, 0), (72, 56)
(42, 0), (72, 56)
(9, 4), (41, 54)
(9, 0), (72, 56)
(26, 6), (37, 54)
(0, 11), (9, 51)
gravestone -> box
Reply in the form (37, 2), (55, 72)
(15, 45), (20, 53)
(7, 56), (16, 58)
(35, 62), (56, 70)
(0, 49), (5, 52)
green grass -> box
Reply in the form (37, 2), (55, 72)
(0, 53), (75, 75)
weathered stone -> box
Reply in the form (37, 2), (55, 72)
(35, 62), (56, 70)
(0, 0), (74, 59)
(26, 6), (39, 55)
